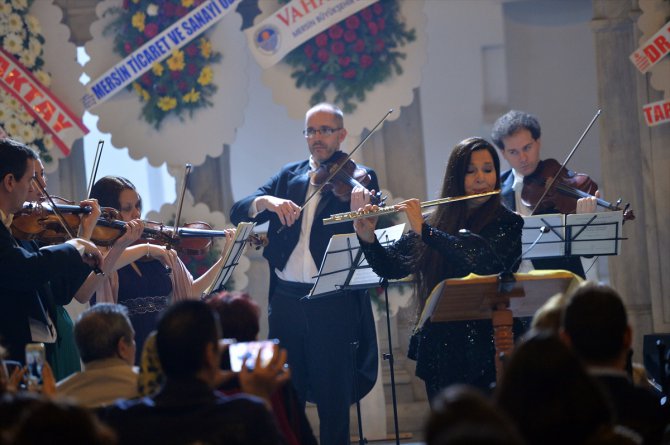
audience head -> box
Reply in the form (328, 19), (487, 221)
(205, 291), (260, 342)
(561, 282), (630, 366)
(156, 300), (221, 381)
(89, 176), (141, 221)
(531, 292), (570, 334)
(8, 396), (116, 445)
(495, 330), (613, 445)
(425, 385), (524, 445)
(74, 304), (135, 366)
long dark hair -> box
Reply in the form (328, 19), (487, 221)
(89, 176), (141, 212)
(415, 137), (502, 310)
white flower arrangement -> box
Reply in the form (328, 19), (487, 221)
(0, 0), (54, 163)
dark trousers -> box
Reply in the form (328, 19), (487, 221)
(269, 279), (377, 445)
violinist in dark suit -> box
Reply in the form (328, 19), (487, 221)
(0, 138), (103, 363)
(230, 103), (379, 445)
(491, 110), (600, 278)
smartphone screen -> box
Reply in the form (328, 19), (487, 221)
(228, 339), (278, 372)
(25, 343), (45, 389)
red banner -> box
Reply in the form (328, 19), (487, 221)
(0, 48), (87, 155)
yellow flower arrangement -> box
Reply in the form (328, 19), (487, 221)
(167, 49), (185, 71)
(182, 88), (200, 104)
(157, 96), (177, 111)
(199, 38), (212, 58)
(109, 0), (222, 128)
(197, 66), (213, 86)
(151, 62), (164, 76)
(131, 11), (145, 32)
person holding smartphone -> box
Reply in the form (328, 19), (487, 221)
(206, 291), (317, 445)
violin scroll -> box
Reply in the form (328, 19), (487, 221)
(310, 151), (385, 205)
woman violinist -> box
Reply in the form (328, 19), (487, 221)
(491, 110), (602, 278)
(89, 176), (235, 361)
(13, 156), (144, 380)
(352, 137), (527, 399)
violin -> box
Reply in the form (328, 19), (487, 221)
(137, 220), (225, 256)
(12, 197), (95, 243)
(310, 151), (384, 205)
(521, 158), (635, 222)
(107, 219), (265, 256)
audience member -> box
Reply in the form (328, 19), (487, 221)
(530, 291), (570, 333)
(562, 283), (669, 444)
(137, 331), (163, 397)
(9, 396), (117, 445)
(425, 384), (524, 445)
(495, 331), (622, 445)
(56, 304), (138, 407)
(99, 300), (286, 445)
(207, 291), (317, 445)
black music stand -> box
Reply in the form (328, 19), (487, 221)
(419, 271), (581, 381)
(307, 225), (405, 445)
(201, 222), (256, 297)
(522, 210), (625, 260)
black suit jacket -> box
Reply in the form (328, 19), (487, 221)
(595, 374), (669, 444)
(0, 224), (89, 361)
(500, 169), (585, 278)
(230, 157), (380, 402)
(230, 158), (379, 286)
(100, 378), (282, 445)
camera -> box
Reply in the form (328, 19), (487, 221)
(228, 339), (279, 372)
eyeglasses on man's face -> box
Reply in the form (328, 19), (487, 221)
(302, 126), (342, 138)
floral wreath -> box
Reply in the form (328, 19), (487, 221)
(280, 0), (415, 113)
(106, 0), (222, 129)
(0, 0), (55, 163)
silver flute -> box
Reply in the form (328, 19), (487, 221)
(323, 190), (501, 225)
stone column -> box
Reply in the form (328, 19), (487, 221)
(591, 0), (670, 360)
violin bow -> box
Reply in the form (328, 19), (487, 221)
(31, 178), (104, 275)
(300, 109), (393, 211)
(530, 109), (601, 216)
(87, 140), (104, 198)
(171, 163), (193, 247)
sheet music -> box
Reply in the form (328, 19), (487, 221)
(349, 224), (405, 286)
(202, 222), (256, 297)
(416, 280), (445, 330)
(567, 210), (623, 255)
(521, 214), (565, 259)
(309, 223), (405, 297)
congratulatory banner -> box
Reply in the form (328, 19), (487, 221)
(82, 0), (237, 110)
(0, 49), (87, 156)
(247, 0), (376, 69)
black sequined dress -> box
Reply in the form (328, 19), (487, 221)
(359, 205), (529, 397)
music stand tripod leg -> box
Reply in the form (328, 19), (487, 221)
(381, 279), (401, 445)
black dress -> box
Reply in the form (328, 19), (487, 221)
(359, 205), (529, 397)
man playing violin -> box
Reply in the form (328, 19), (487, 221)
(0, 138), (104, 364)
(491, 110), (599, 278)
(230, 103), (379, 445)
